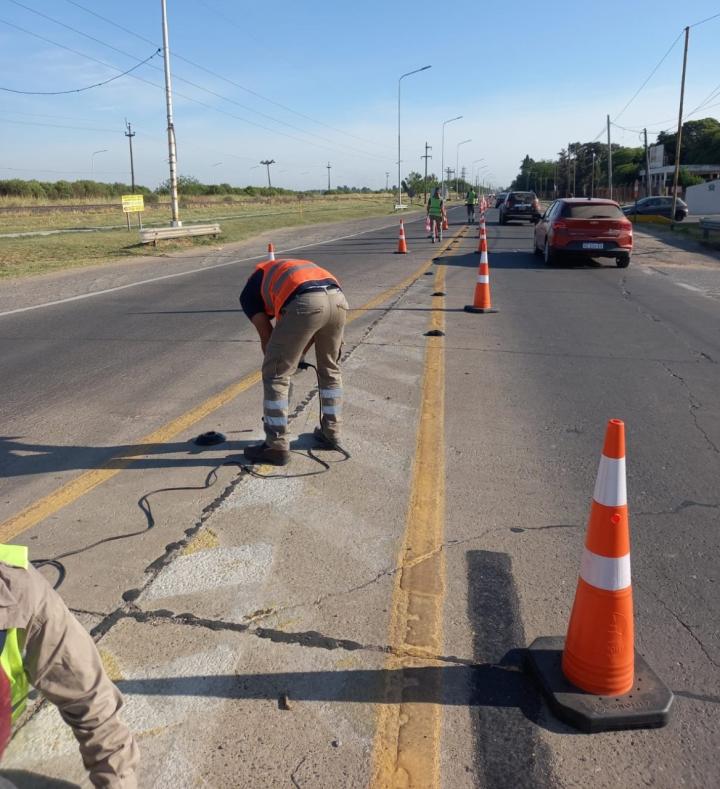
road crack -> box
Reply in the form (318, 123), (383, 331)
(660, 362), (720, 456)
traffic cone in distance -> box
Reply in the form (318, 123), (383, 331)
(442, 214), (449, 231)
(476, 219), (487, 252)
(562, 418), (633, 696)
(464, 234), (497, 314)
(395, 220), (408, 254)
(267, 242), (275, 261)
(526, 419), (673, 733)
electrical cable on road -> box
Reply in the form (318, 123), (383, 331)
(0, 48), (161, 95)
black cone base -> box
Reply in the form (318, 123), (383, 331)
(526, 636), (673, 733)
(194, 430), (226, 446)
(464, 305), (498, 314)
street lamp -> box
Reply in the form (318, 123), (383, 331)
(472, 157), (485, 189)
(441, 115), (462, 200)
(90, 149), (108, 176)
(397, 65), (431, 210)
(455, 139), (471, 197)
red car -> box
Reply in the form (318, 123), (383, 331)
(533, 198), (633, 267)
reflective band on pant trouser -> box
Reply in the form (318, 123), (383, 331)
(320, 387), (342, 438)
(580, 548), (631, 591)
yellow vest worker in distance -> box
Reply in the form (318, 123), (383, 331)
(0, 544), (139, 787)
(240, 258), (348, 466)
(426, 187), (445, 243)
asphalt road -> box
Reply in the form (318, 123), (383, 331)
(1, 208), (719, 788)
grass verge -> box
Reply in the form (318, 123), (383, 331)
(0, 196), (419, 279)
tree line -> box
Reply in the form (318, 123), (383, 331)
(509, 117), (720, 197)
(0, 174), (387, 201)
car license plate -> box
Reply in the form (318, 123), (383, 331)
(583, 242), (604, 249)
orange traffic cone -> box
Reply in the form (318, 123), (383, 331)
(395, 220), (408, 254)
(464, 230), (496, 313)
(442, 214), (449, 231)
(562, 419), (633, 695)
(267, 242), (275, 261)
(526, 419), (673, 733)
(475, 217), (487, 253)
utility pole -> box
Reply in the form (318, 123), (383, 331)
(591, 151), (596, 198)
(124, 120), (136, 193)
(671, 26), (690, 223)
(260, 159), (275, 188)
(326, 161), (332, 191)
(385, 171), (390, 191)
(421, 142), (432, 205)
(643, 128), (651, 197)
(160, 0), (180, 226)
(606, 115), (613, 200)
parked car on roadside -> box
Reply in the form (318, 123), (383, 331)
(499, 191), (541, 224)
(533, 198), (633, 267)
(622, 195), (688, 221)
(494, 192), (508, 208)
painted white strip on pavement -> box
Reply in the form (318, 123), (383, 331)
(593, 455), (627, 507)
(580, 548), (631, 591)
(0, 214), (430, 319)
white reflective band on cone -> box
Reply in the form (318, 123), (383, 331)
(593, 455), (627, 507)
(477, 275), (489, 284)
(580, 548), (631, 591)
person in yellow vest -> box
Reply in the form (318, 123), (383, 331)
(465, 187), (478, 224)
(0, 545), (138, 787)
(240, 258), (348, 465)
(426, 187), (445, 243)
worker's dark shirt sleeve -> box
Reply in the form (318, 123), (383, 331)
(239, 269), (265, 319)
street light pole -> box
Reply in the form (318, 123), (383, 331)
(90, 149), (108, 176)
(456, 139), (471, 197)
(124, 121), (136, 192)
(160, 0), (180, 226)
(441, 115), (462, 201)
(397, 65), (431, 210)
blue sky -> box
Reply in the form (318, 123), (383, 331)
(1, 0), (719, 191)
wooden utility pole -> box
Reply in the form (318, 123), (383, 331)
(260, 159), (275, 188)
(671, 26), (690, 223)
(421, 141), (432, 204)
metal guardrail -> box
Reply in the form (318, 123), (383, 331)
(139, 223), (221, 245)
(699, 218), (720, 238)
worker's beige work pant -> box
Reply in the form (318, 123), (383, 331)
(0, 563), (139, 787)
(262, 288), (348, 450)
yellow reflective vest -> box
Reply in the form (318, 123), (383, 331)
(0, 545), (29, 722)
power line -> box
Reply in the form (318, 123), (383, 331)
(613, 30), (684, 122)
(0, 118), (124, 133)
(60, 0), (387, 151)
(7, 2), (385, 162)
(0, 48), (160, 95)
(689, 11), (720, 27)
(1, 16), (384, 163)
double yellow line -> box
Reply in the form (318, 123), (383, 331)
(0, 232), (460, 544)
(371, 228), (467, 787)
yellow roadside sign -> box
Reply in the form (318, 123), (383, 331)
(122, 194), (144, 213)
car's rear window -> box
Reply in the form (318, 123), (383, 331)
(509, 192), (535, 202)
(561, 203), (624, 219)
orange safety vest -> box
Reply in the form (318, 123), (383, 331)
(256, 259), (339, 318)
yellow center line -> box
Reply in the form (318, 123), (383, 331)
(0, 229), (464, 544)
(371, 228), (466, 788)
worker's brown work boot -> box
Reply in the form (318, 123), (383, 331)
(243, 443), (290, 466)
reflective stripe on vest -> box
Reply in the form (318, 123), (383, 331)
(256, 259), (339, 318)
(0, 545), (29, 723)
(428, 197), (443, 216)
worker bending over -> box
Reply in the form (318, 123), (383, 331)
(240, 257), (348, 466)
